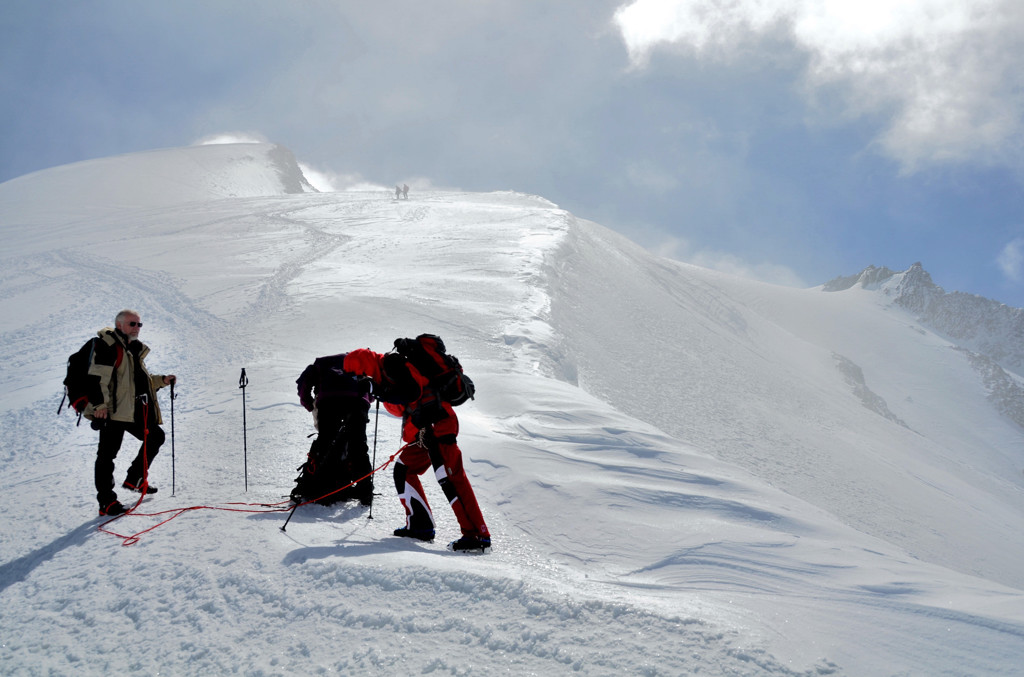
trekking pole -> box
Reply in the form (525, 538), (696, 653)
(369, 398), (380, 520)
(170, 381), (176, 497)
(239, 368), (249, 492)
(281, 501), (300, 532)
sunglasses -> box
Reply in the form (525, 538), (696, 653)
(128, 321), (143, 327)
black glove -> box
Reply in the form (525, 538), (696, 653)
(411, 399), (445, 428)
(355, 376), (373, 397)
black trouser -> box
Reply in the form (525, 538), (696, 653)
(95, 402), (164, 506)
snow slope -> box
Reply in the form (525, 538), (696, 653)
(1, 143), (1023, 675)
(551, 224), (1024, 591)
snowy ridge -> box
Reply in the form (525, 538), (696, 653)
(1, 144), (1023, 675)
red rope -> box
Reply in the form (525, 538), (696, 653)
(97, 449), (401, 546)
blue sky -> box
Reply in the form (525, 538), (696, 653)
(3, 0), (1023, 306)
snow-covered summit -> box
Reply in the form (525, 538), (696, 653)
(1, 143), (1023, 675)
(0, 142), (315, 226)
(824, 262), (1024, 375)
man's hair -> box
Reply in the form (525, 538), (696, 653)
(115, 309), (141, 325)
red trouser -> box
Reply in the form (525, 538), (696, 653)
(394, 423), (490, 538)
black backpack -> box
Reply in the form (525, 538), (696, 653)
(393, 334), (475, 406)
(290, 433), (353, 506)
(290, 410), (368, 505)
(58, 336), (121, 423)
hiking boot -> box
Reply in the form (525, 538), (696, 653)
(394, 527), (435, 542)
(448, 535), (491, 554)
(122, 481), (157, 495)
(99, 500), (127, 516)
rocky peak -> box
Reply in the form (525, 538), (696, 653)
(823, 263), (1024, 376)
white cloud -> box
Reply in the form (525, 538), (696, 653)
(625, 161), (680, 194)
(689, 249), (807, 287)
(614, 0), (788, 63)
(295, 166), (446, 195)
(297, 164), (394, 194)
(296, 164), (337, 192)
(649, 233), (691, 260)
(997, 238), (1024, 283)
(613, 0), (1024, 171)
(650, 233), (806, 287)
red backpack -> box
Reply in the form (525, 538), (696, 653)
(393, 334), (475, 406)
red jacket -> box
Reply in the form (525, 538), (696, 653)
(342, 348), (385, 384)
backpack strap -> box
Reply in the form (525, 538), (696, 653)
(93, 332), (124, 415)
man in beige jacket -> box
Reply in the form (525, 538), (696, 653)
(86, 310), (176, 516)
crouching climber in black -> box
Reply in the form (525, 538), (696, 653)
(292, 353), (374, 506)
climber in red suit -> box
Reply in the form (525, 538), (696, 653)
(343, 347), (491, 552)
